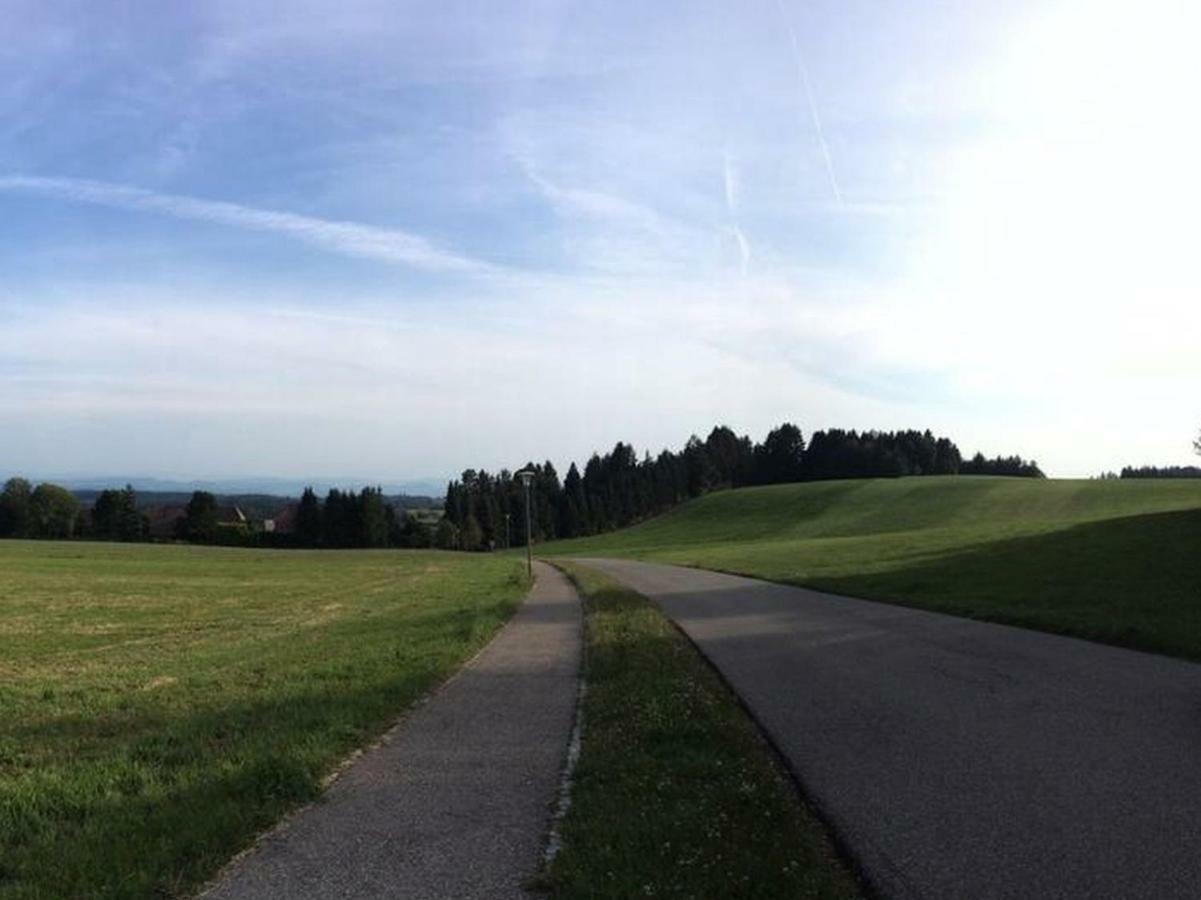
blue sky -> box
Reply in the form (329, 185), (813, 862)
(2, 0), (1198, 481)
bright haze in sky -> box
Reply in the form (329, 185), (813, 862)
(2, 0), (1198, 482)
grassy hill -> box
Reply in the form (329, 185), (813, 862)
(544, 476), (1201, 660)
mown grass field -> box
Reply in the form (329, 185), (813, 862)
(542, 562), (860, 899)
(544, 476), (1201, 660)
(0, 541), (526, 900)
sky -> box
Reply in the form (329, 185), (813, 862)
(2, 0), (1198, 483)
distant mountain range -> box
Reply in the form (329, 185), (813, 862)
(31, 475), (448, 499)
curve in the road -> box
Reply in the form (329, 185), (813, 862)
(574, 557), (1201, 900)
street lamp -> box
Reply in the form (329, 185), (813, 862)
(516, 468), (536, 579)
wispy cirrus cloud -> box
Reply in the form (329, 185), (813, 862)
(0, 175), (492, 273)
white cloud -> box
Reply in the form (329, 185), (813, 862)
(0, 269), (925, 479)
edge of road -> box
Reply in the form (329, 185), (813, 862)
(200, 561), (583, 900)
(550, 556), (885, 899)
(558, 556), (906, 900)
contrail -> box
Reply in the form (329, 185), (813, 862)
(732, 224), (751, 276)
(773, 0), (844, 206)
(723, 151), (751, 275)
(723, 151), (740, 210)
(0, 175), (490, 273)
(720, 150), (749, 273)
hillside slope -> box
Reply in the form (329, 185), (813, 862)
(544, 476), (1201, 659)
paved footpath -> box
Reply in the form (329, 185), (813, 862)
(576, 557), (1201, 900)
(203, 561), (580, 900)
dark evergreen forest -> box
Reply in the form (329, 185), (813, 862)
(441, 423), (1044, 550)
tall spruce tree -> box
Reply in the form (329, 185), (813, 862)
(296, 487), (322, 546)
(91, 484), (143, 541)
(754, 423), (806, 484)
(358, 487), (389, 547)
(180, 491), (219, 543)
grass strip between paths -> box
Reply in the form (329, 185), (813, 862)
(541, 561), (862, 900)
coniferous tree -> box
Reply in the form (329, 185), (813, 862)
(559, 463), (587, 538)
(296, 487), (322, 546)
(705, 426), (755, 487)
(91, 489), (122, 539)
(179, 491), (219, 543)
(934, 438), (962, 475)
(322, 489), (363, 548)
(358, 487), (389, 548)
(434, 517), (460, 550)
(754, 423), (806, 484)
(118, 485), (147, 541)
(443, 480), (462, 528)
(461, 512), (483, 550)
(683, 436), (716, 497)
(91, 485), (144, 541)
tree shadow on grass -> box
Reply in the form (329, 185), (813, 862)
(812, 508), (1201, 661)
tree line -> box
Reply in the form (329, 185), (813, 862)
(960, 453), (1045, 478)
(441, 423), (1044, 550)
(0, 479), (439, 549)
(0, 479), (185, 543)
(0, 422), (1046, 549)
(290, 487), (439, 548)
(1119, 465), (1201, 479)
(172, 487), (441, 548)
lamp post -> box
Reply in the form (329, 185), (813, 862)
(516, 468), (535, 579)
(504, 512), (511, 549)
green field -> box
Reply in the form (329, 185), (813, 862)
(544, 476), (1201, 659)
(0, 541), (525, 900)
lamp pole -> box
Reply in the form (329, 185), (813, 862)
(516, 469), (535, 579)
(504, 512), (511, 549)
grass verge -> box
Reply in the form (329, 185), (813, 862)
(541, 561), (862, 900)
(0, 541), (527, 900)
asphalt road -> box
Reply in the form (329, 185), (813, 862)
(574, 557), (1201, 900)
(202, 561), (581, 900)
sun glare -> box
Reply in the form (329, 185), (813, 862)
(922, 0), (1199, 372)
